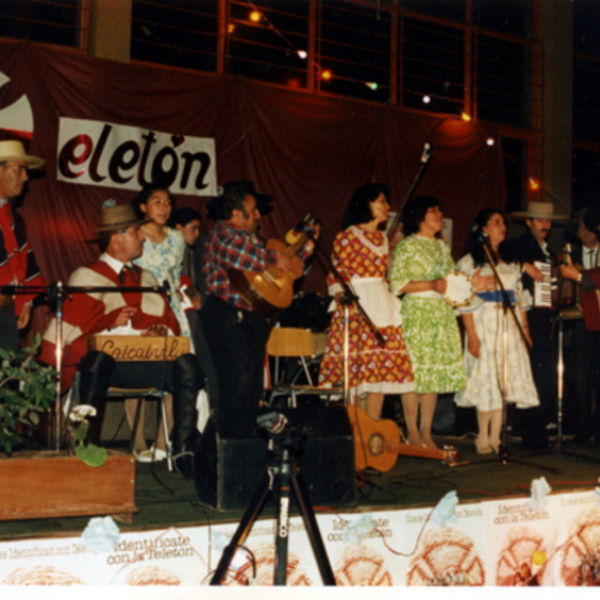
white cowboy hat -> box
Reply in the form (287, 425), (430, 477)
(0, 140), (44, 169)
(510, 201), (568, 221)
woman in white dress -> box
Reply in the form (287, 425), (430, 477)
(455, 208), (539, 454)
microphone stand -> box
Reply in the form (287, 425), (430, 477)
(387, 142), (431, 242)
(305, 230), (384, 405)
(451, 239), (559, 474)
(1, 281), (170, 451)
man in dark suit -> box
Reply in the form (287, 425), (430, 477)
(506, 201), (568, 449)
(560, 207), (600, 444)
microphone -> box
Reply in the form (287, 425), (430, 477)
(285, 212), (316, 245)
(477, 230), (489, 244)
(420, 142), (432, 163)
(561, 243), (572, 265)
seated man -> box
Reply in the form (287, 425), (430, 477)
(40, 200), (203, 478)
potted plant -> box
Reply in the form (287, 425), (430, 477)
(0, 336), (137, 522)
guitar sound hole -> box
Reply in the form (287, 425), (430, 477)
(368, 434), (384, 457)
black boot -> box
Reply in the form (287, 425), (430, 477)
(77, 352), (115, 445)
(171, 389), (198, 479)
(171, 355), (203, 479)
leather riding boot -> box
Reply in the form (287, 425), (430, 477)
(76, 351), (114, 446)
(171, 389), (198, 479)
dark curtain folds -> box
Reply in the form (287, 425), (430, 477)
(0, 42), (505, 335)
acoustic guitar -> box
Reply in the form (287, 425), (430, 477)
(347, 406), (460, 472)
(229, 212), (319, 319)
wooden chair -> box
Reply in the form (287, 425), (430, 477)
(66, 372), (169, 462)
(266, 327), (343, 408)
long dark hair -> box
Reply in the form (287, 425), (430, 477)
(132, 184), (174, 220)
(342, 183), (390, 230)
(401, 195), (440, 236)
(466, 208), (514, 267)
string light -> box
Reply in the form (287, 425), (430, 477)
(228, 23), (235, 34)
(422, 95), (432, 104)
(461, 112), (471, 122)
(528, 177), (541, 191)
(297, 50), (307, 59)
(486, 137), (495, 146)
(365, 82), (378, 91)
(249, 10), (262, 23)
(321, 69), (332, 81)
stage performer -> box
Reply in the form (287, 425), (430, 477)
(389, 195), (466, 449)
(454, 209), (539, 454)
(0, 140), (46, 354)
(559, 206), (600, 445)
(506, 201), (567, 450)
(132, 185), (191, 343)
(201, 180), (314, 411)
(318, 183), (415, 419)
(39, 201), (204, 478)
(169, 206), (219, 405)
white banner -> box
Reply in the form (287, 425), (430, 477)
(0, 489), (598, 586)
(56, 117), (217, 196)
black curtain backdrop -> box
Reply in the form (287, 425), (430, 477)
(0, 42), (506, 335)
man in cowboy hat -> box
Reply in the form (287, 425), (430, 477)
(201, 181), (314, 413)
(0, 140), (46, 354)
(39, 200), (204, 478)
(506, 201), (568, 450)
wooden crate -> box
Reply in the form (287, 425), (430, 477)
(0, 450), (137, 523)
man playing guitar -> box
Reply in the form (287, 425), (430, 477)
(201, 181), (315, 412)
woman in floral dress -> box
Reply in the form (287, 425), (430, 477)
(455, 208), (538, 453)
(128, 184), (189, 462)
(133, 185), (191, 341)
(389, 195), (466, 449)
(318, 183), (415, 419)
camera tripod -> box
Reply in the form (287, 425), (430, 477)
(210, 416), (336, 586)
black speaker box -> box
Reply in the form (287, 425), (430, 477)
(194, 405), (356, 511)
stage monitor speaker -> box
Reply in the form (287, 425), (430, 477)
(194, 405), (356, 511)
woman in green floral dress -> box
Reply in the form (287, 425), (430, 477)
(389, 196), (466, 449)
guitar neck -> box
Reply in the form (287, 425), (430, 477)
(284, 232), (309, 257)
(384, 439), (446, 461)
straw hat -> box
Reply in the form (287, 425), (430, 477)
(94, 200), (151, 232)
(510, 201), (568, 221)
(0, 140), (44, 169)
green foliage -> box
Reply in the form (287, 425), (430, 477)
(0, 334), (56, 455)
(75, 442), (107, 468)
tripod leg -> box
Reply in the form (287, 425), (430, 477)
(291, 470), (336, 585)
(274, 449), (292, 585)
(210, 471), (273, 585)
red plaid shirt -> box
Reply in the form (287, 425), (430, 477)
(204, 221), (312, 310)
(203, 221), (279, 309)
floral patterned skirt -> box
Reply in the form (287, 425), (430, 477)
(401, 296), (467, 394)
(318, 303), (415, 396)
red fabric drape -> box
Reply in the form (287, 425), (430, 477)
(0, 42), (505, 334)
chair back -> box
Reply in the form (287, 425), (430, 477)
(266, 327), (316, 358)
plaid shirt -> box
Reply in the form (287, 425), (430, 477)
(204, 220), (313, 310)
(203, 221), (279, 310)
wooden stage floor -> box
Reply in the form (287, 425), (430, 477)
(1, 431), (599, 543)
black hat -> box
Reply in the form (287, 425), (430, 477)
(584, 205), (600, 233)
(206, 180), (274, 220)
